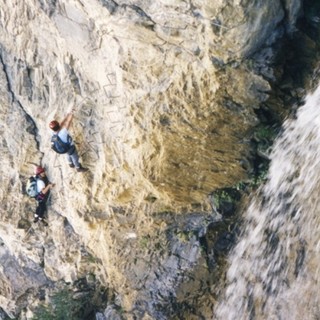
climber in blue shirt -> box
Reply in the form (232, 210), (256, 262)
(49, 110), (88, 172)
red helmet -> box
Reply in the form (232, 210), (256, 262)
(49, 120), (60, 131)
(35, 166), (45, 175)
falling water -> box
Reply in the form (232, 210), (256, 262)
(214, 85), (320, 320)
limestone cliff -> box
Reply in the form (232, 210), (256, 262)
(0, 0), (306, 319)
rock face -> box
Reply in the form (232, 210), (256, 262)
(0, 0), (305, 318)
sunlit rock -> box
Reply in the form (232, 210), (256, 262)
(0, 0), (303, 318)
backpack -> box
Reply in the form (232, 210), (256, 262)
(26, 176), (38, 198)
(26, 176), (46, 201)
(51, 134), (71, 154)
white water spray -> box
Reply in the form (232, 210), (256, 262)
(214, 85), (320, 320)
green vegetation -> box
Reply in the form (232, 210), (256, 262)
(251, 122), (278, 188)
(85, 253), (99, 264)
(254, 124), (276, 141)
(211, 187), (241, 213)
(139, 235), (150, 248)
(32, 287), (95, 320)
(212, 190), (232, 208)
(176, 230), (194, 243)
(211, 124), (275, 213)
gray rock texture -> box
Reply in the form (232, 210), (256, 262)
(0, 0), (304, 318)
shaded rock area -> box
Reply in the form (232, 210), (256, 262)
(0, 0), (319, 319)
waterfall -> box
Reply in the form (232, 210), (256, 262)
(214, 85), (320, 320)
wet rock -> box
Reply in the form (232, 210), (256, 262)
(284, 0), (303, 31)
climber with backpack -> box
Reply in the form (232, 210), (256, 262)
(49, 109), (88, 172)
(26, 166), (54, 226)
